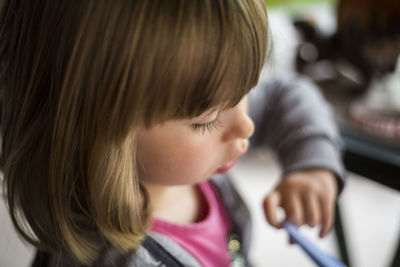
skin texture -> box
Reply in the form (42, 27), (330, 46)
(137, 97), (338, 236)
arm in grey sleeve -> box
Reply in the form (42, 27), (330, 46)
(248, 73), (346, 193)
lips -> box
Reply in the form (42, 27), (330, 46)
(215, 159), (239, 174)
(215, 144), (249, 174)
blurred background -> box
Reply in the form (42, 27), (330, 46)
(1, 0), (400, 266)
(232, 0), (400, 267)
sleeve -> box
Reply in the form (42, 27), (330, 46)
(248, 71), (346, 194)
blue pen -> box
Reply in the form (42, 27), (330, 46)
(283, 221), (348, 267)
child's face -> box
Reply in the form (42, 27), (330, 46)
(137, 97), (254, 186)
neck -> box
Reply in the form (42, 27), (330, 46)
(143, 182), (207, 224)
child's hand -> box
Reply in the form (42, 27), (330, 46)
(263, 169), (338, 238)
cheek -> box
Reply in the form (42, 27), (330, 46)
(138, 135), (219, 185)
(177, 143), (213, 168)
(163, 140), (216, 174)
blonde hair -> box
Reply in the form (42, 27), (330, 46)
(0, 0), (269, 264)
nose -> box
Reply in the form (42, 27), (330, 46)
(222, 98), (255, 142)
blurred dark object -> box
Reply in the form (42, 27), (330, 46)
(294, 0), (400, 88)
(348, 56), (400, 140)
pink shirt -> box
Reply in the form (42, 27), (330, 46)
(150, 181), (232, 267)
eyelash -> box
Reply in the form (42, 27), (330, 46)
(192, 117), (222, 134)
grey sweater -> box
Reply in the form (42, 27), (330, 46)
(39, 74), (346, 267)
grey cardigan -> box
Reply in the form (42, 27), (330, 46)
(37, 74), (346, 267)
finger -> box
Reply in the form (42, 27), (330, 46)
(319, 195), (335, 238)
(303, 193), (321, 227)
(283, 194), (304, 226)
(263, 191), (282, 228)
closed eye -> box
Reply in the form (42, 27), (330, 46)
(192, 117), (222, 134)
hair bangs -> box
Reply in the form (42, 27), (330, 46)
(120, 0), (270, 128)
